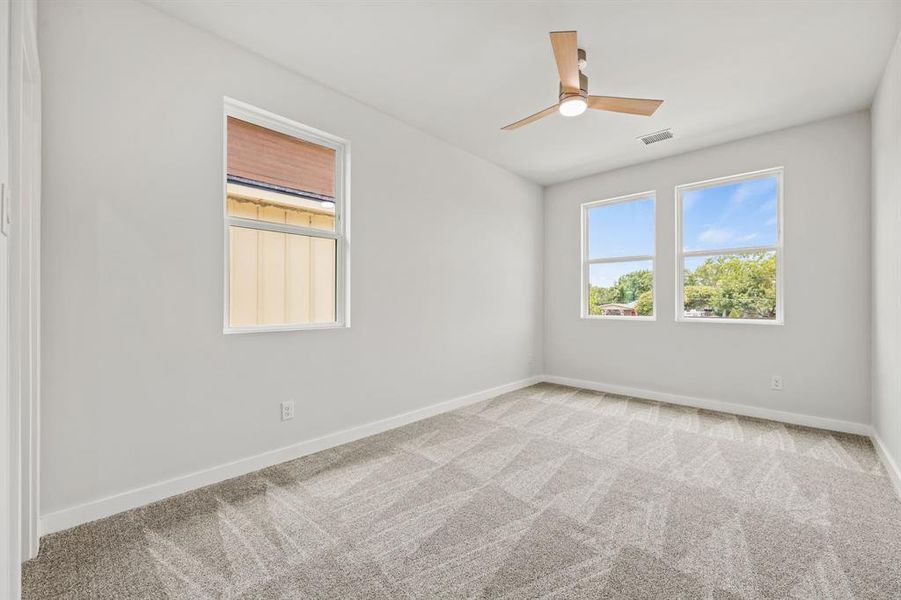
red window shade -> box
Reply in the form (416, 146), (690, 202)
(227, 116), (335, 199)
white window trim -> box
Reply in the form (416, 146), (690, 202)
(222, 97), (351, 334)
(674, 166), (783, 325)
(580, 191), (657, 321)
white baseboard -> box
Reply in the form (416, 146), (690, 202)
(550, 374), (901, 498)
(542, 375), (872, 436)
(871, 428), (901, 499)
(40, 375), (542, 537)
(37, 373), (887, 537)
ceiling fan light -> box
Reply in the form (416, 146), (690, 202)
(559, 96), (587, 117)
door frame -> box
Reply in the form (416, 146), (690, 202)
(11, 0), (41, 562)
(15, 0), (41, 561)
(0, 0), (14, 595)
(3, 1), (41, 595)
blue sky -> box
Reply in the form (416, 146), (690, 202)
(682, 175), (778, 251)
(586, 196), (654, 288)
(586, 175), (777, 288)
(587, 196), (654, 259)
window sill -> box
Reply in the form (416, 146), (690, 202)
(224, 322), (348, 335)
(676, 317), (783, 326)
(581, 315), (656, 322)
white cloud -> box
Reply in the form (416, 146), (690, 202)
(730, 187), (752, 207)
(758, 198), (777, 213)
(698, 227), (734, 245)
(730, 178), (775, 207)
(698, 227), (758, 246)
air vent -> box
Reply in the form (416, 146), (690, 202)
(637, 129), (674, 145)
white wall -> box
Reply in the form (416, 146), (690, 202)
(872, 32), (901, 472)
(38, 0), (543, 517)
(544, 112), (871, 427)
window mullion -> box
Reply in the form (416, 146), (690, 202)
(681, 244), (778, 258)
(225, 216), (340, 240)
(585, 255), (654, 265)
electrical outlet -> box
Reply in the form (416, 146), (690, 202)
(281, 400), (295, 421)
(771, 375), (783, 391)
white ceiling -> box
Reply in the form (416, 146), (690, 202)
(145, 1), (901, 185)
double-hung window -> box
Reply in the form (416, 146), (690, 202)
(224, 98), (349, 333)
(581, 192), (656, 319)
(675, 167), (782, 323)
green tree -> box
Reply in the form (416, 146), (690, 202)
(588, 285), (618, 314)
(615, 270), (653, 304)
(588, 268), (653, 315)
(683, 253), (775, 318)
(635, 291), (654, 316)
(683, 285), (716, 311)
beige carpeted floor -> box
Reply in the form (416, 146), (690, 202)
(22, 384), (901, 599)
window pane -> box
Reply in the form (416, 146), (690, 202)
(229, 226), (336, 327)
(682, 174), (778, 252)
(587, 197), (654, 259)
(682, 251), (776, 320)
(226, 116), (336, 232)
(227, 184), (335, 232)
(588, 260), (654, 317)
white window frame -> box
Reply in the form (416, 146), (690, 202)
(580, 191), (657, 321)
(674, 166), (783, 325)
(223, 97), (351, 334)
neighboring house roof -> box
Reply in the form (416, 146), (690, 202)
(227, 116), (335, 199)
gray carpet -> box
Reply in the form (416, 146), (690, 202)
(22, 384), (901, 599)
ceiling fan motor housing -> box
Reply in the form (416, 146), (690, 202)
(560, 71), (589, 100)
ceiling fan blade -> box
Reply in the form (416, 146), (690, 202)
(587, 96), (663, 116)
(501, 104), (559, 130)
(549, 31), (580, 93)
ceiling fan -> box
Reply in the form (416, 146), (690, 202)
(502, 31), (663, 130)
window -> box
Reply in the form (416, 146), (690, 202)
(224, 98), (349, 333)
(676, 167), (782, 323)
(581, 192), (656, 319)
